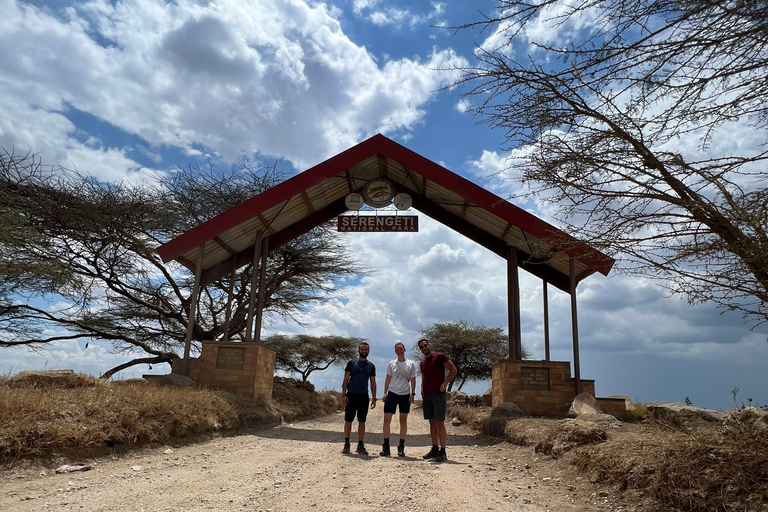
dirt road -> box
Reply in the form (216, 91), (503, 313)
(1, 406), (636, 511)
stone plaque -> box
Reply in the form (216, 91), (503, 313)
(216, 347), (245, 370)
(520, 367), (550, 391)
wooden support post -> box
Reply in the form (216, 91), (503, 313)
(181, 244), (205, 376)
(543, 276), (550, 362)
(569, 258), (582, 395)
(254, 237), (270, 344)
(507, 245), (522, 360)
(222, 257), (237, 342)
(245, 231), (263, 342)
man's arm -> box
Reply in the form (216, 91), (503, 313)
(382, 374), (392, 400)
(439, 360), (458, 393)
(409, 376), (416, 403)
(370, 376), (377, 409)
(341, 371), (351, 406)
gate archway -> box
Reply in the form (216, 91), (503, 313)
(157, 134), (614, 401)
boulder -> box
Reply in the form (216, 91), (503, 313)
(577, 413), (622, 427)
(450, 390), (470, 405)
(481, 417), (510, 438)
(153, 373), (196, 388)
(607, 395), (636, 411)
(8, 369), (101, 389)
(491, 402), (525, 419)
(559, 392), (603, 418)
(482, 388), (493, 407)
(646, 401), (726, 428)
(724, 407), (768, 432)
(535, 419), (607, 458)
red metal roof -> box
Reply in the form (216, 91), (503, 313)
(157, 134), (614, 292)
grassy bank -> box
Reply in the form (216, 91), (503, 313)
(0, 373), (339, 465)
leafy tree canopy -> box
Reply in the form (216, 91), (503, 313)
(414, 320), (529, 391)
(0, 149), (364, 378)
(264, 334), (363, 383)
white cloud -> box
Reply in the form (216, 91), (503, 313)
(0, 0), (466, 173)
(352, 0), (445, 29)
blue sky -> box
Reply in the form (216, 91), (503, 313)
(2, 0), (766, 411)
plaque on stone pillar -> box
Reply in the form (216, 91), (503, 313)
(216, 347), (245, 370)
(520, 367), (550, 390)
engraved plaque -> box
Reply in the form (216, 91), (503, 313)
(216, 347), (245, 370)
(520, 367), (550, 391)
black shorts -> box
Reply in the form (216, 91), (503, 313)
(344, 393), (370, 423)
(383, 392), (411, 414)
(422, 392), (447, 421)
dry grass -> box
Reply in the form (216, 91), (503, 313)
(0, 374), (339, 466)
(570, 423), (768, 512)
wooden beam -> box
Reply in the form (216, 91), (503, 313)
(570, 258), (582, 395)
(344, 169), (356, 193)
(254, 237), (269, 344)
(543, 275), (550, 361)
(410, 194), (572, 293)
(378, 154), (388, 178)
(301, 191), (316, 214)
(222, 257), (237, 342)
(199, 198), (348, 287)
(507, 245), (521, 360)
(460, 200), (470, 219)
(181, 244), (204, 376)
(245, 231), (263, 342)
(213, 236), (236, 255)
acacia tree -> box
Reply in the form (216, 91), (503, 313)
(264, 334), (362, 382)
(455, 1), (768, 323)
(0, 149), (362, 378)
(414, 320), (530, 391)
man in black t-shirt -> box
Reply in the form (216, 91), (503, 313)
(341, 342), (377, 455)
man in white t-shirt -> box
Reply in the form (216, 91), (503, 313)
(379, 342), (418, 457)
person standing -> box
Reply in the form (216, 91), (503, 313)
(341, 341), (377, 455)
(418, 338), (457, 463)
(379, 342), (418, 457)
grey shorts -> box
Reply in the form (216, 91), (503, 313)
(422, 391), (447, 420)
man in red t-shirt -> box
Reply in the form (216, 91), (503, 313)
(418, 338), (457, 462)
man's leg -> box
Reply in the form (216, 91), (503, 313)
(398, 412), (408, 440)
(436, 420), (447, 448)
(429, 419), (439, 445)
(380, 413), (393, 456)
(343, 421), (352, 453)
(397, 412), (408, 457)
(358, 421), (366, 441)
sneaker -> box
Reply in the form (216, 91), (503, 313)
(356, 444), (369, 456)
(379, 445), (390, 457)
(433, 449), (447, 463)
(342, 443), (350, 454)
(397, 446), (405, 457)
(422, 447), (440, 459)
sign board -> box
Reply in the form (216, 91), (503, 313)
(520, 367), (550, 391)
(338, 215), (418, 232)
(216, 347), (245, 370)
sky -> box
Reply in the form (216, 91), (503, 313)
(2, 0), (766, 412)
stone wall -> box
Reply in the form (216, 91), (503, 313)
(596, 398), (627, 420)
(492, 360), (597, 417)
(172, 341), (276, 401)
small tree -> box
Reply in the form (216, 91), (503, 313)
(264, 334), (362, 383)
(414, 320), (529, 391)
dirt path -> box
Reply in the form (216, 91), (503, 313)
(1, 407), (637, 511)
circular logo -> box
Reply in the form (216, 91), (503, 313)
(345, 193), (364, 211)
(362, 178), (395, 208)
(393, 193), (412, 210)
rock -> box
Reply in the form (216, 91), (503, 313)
(577, 413), (622, 427)
(535, 419), (607, 458)
(153, 373), (196, 388)
(482, 388), (493, 407)
(723, 407), (768, 431)
(607, 395), (635, 411)
(481, 417), (510, 438)
(646, 401), (727, 428)
(504, 419), (559, 447)
(559, 392), (603, 418)
(9, 370), (101, 389)
(491, 402), (525, 419)
(450, 391), (469, 405)
(451, 418), (463, 426)
(112, 378), (149, 386)
(54, 465), (91, 474)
